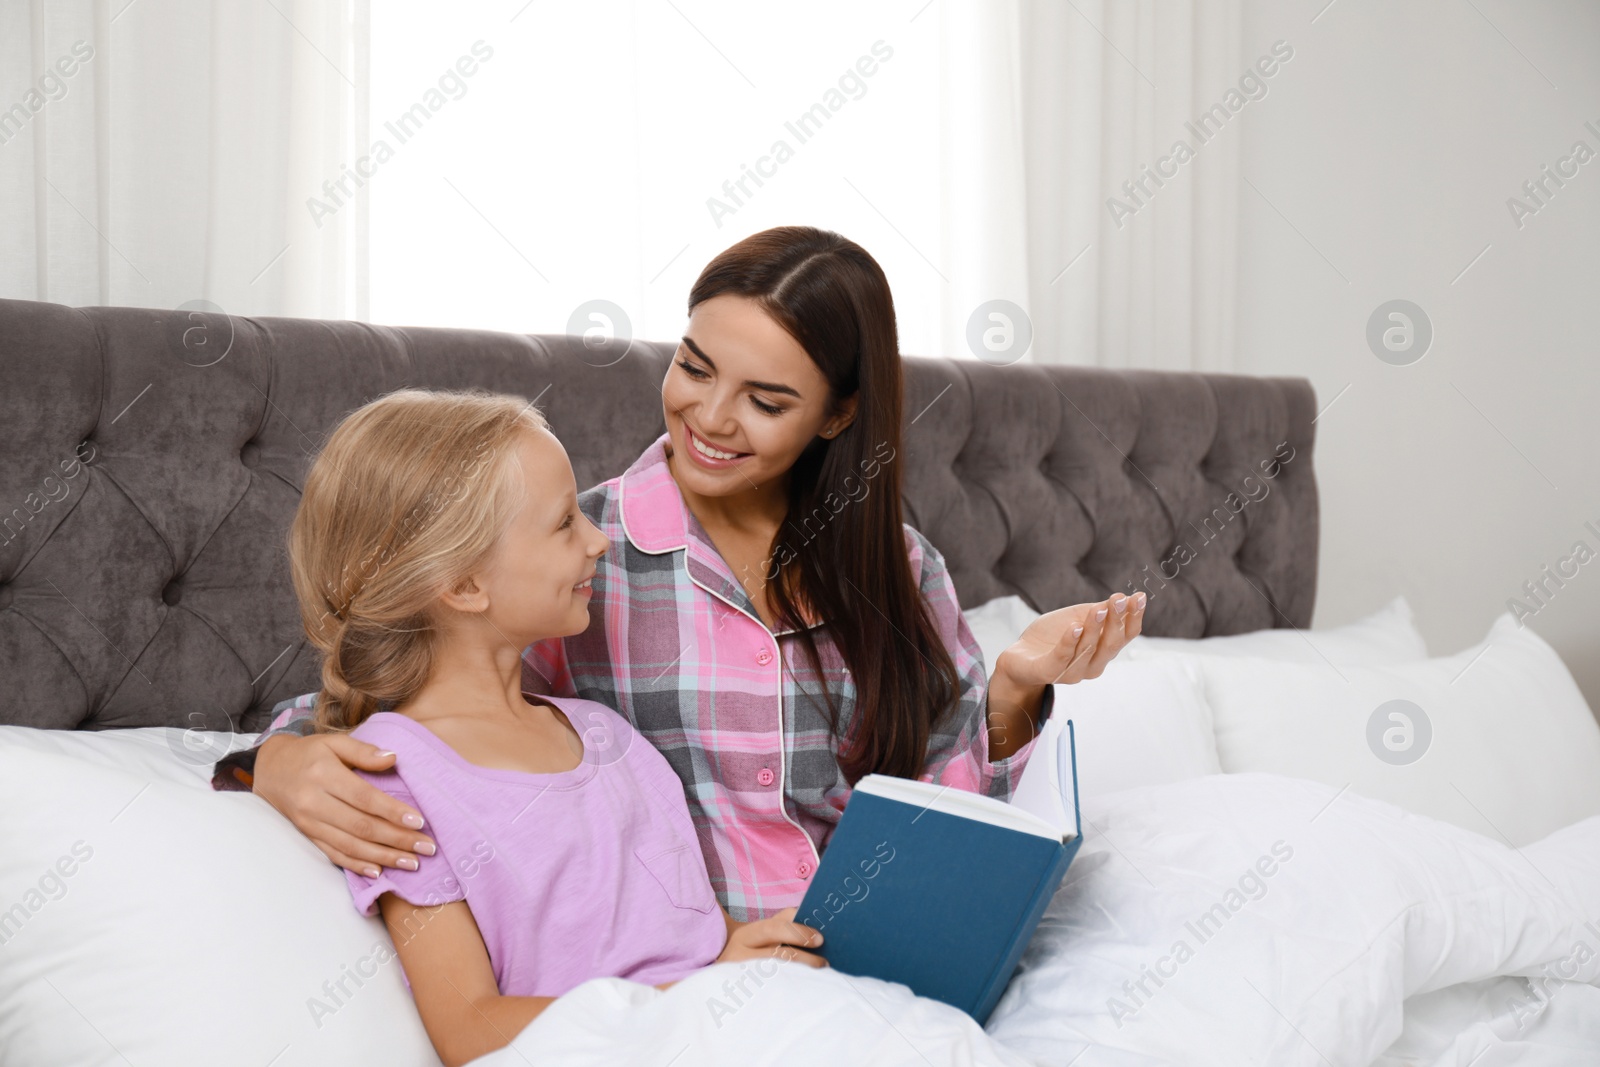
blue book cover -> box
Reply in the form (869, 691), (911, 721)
(794, 719), (1082, 1024)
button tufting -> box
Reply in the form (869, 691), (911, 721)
(240, 442), (260, 468)
(161, 581), (182, 606)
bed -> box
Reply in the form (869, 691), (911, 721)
(2, 296), (1597, 1066)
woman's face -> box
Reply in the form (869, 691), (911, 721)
(661, 293), (856, 500)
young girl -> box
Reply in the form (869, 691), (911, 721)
(289, 389), (824, 1067)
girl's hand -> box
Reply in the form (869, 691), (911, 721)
(253, 732), (437, 878)
(716, 907), (827, 969)
(995, 591), (1146, 691)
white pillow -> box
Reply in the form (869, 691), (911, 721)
(1123, 594), (1428, 666)
(1044, 658), (1221, 799)
(0, 726), (442, 1067)
(1192, 612), (1600, 846)
(962, 594), (1041, 673)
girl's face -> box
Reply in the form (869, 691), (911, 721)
(465, 427), (608, 643)
(661, 293), (857, 499)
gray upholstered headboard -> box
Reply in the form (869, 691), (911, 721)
(0, 298), (1318, 733)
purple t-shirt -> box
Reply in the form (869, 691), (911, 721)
(343, 695), (727, 997)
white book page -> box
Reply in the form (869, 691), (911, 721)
(855, 775), (1063, 840)
(1007, 714), (1078, 839)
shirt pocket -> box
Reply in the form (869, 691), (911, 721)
(633, 841), (718, 914)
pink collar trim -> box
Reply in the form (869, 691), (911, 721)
(617, 433), (694, 555)
(616, 434), (818, 636)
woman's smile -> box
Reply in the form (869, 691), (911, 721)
(682, 422), (753, 470)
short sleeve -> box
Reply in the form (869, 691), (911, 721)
(341, 777), (465, 918)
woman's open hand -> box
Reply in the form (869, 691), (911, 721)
(984, 592), (1147, 759)
(716, 907), (827, 969)
(996, 591), (1146, 691)
(252, 732), (437, 879)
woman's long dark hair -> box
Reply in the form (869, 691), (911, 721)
(688, 226), (960, 784)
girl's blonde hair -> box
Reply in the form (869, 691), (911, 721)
(288, 388), (549, 733)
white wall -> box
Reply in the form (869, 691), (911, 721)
(1236, 0), (1600, 712)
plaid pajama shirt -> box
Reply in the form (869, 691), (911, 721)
(213, 434), (1052, 920)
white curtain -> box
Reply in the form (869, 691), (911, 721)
(357, 1), (1242, 372)
(0, 0), (1240, 370)
(941, 0), (1242, 371)
(0, 0), (369, 319)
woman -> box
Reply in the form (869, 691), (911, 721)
(213, 225), (1146, 921)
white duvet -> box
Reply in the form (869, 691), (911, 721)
(473, 773), (1600, 1067)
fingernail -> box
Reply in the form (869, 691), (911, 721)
(402, 812), (425, 829)
(1135, 592), (1147, 610)
(1113, 597), (1127, 614)
(1095, 607), (1108, 622)
(415, 840), (437, 856)
(396, 855), (419, 871)
(1071, 624), (1083, 637)
(376, 750), (396, 759)
(363, 866), (380, 880)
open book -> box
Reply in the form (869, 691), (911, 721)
(794, 720), (1082, 1023)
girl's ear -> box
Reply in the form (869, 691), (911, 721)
(822, 394), (859, 439)
(438, 573), (490, 615)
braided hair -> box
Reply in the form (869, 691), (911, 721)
(287, 389), (548, 733)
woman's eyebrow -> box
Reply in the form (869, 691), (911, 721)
(680, 335), (804, 400)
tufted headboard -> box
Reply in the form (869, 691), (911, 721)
(0, 298), (1318, 733)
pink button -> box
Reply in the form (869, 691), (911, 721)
(755, 648), (772, 665)
(797, 861), (812, 878)
(757, 767), (775, 787)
